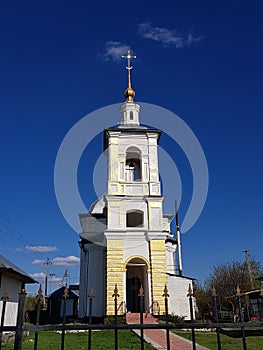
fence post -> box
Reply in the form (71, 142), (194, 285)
(14, 288), (27, 350)
(138, 285), (144, 350)
(88, 286), (95, 350)
(0, 288), (9, 350)
(259, 285), (263, 321)
(212, 286), (221, 350)
(187, 284), (196, 350)
(162, 284), (170, 350)
(112, 284), (119, 350)
(34, 286), (43, 350)
(237, 285), (247, 350)
(60, 286), (68, 350)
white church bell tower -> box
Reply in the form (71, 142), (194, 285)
(78, 51), (193, 320)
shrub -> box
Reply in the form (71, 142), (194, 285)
(104, 316), (126, 324)
(158, 314), (185, 323)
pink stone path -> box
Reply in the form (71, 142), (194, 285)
(126, 313), (209, 350)
(141, 328), (209, 350)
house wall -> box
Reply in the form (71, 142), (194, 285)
(0, 301), (18, 326)
(0, 272), (23, 302)
(0, 272), (23, 326)
(167, 275), (193, 320)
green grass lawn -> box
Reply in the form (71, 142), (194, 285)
(174, 330), (263, 350)
(3, 328), (263, 350)
(3, 330), (155, 350)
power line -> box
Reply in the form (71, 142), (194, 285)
(0, 212), (37, 248)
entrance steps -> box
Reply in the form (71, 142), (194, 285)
(126, 312), (158, 324)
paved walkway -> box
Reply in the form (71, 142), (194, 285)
(126, 313), (209, 350)
(136, 328), (210, 350)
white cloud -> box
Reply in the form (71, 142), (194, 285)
(26, 245), (58, 252)
(30, 272), (62, 283)
(32, 255), (80, 266)
(186, 33), (203, 45)
(32, 259), (45, 265)
(101, 41), (132, 61)
(48, 275), (62, 283)
(52, 255), (80, 267)
(138, 23), (202, 48)
(30, 272), (45, 279)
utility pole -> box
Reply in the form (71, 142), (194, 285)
(63, 269), (69, 287)
(49, 273), (56, 294)
(43, 258), (52, 307)
(175, 201), (183, 277)
(243, 250), (255, 290)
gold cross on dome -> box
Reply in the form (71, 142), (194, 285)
(121, 50), (136, 70)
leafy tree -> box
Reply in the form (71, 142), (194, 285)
(205, 261), (262, 308)
(193, 282), (211, 320)
(194, 259), (262, 320)
(25, 295), (37, 311)
(194, 283), (211, 318)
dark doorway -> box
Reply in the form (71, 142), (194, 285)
(126, 257), (149, 313)
(126, 276), (141, 312)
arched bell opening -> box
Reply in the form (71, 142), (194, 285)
(125, 146), (142, 181)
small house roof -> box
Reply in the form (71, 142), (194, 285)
(49, 286), (79, 300)
(0, 255), (37, 284)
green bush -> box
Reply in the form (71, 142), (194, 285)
(158, 314), (185, 323)
(104, 315), (126, 324)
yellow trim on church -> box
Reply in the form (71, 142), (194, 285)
(106, 240), (124, 315)
(150, 240), (167, 315)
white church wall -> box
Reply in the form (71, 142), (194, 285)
(123, 239), (149, 263)
(107, 198), (148, 230)
(150, 207), (162, 230)
(162, 215), (173, 231)
(78, 248), (88, 318)
(166, 242), (176, 275)
(79, 214), (106, 246)
(167, 275), (193, 320)
(88, 245), (106, 317)
(78, 243), (106, 318)
(147, 134), (159, 183)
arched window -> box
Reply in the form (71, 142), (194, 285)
(126, 210), (144, 227)
(130, 111), (134, 120)
(126, 146), (142, 181)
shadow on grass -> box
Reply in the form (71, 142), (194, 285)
(220, 329), (263, 338)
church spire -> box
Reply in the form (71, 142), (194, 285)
(121, 50), (136, 102)
(119, 50), (141, 127)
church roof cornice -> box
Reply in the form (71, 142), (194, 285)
(103, 128), (161, 151)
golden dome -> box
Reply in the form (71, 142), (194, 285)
(124, 85), (135, 102)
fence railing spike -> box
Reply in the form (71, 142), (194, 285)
(138, 284), (144, 297)
(1, 288), (9, 301)
(112, 284), (119, 298)
(88, 286), (95, 299)
(162, 284), (169, 298)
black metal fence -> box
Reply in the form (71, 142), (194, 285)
(0, 284), (263, 350)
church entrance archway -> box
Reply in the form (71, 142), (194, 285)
(125, 257), (149, 313)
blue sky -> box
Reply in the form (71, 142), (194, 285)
(0, 0), (262, 294)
